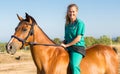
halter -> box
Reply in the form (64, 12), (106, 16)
(11, 22), (34, 49)
(11, 22), (61, 49)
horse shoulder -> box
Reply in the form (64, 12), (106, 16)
(54, 47), (69, 64)
(47, 46), (69, 74)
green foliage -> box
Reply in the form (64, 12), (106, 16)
(96, 35), (112, 45)
(0, 43), (6, 52)
(53, 35), (113, 47)
(24, 46), (30, 50)
(115, 36), (120, 43)
(85, 35), (112, 47)
(85, 36), (96, 47)
(53, 38), (61, 44)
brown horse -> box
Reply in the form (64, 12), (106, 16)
(6, 13), (119, 74)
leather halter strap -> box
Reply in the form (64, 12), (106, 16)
(11, 22), (34, 49)
(11, 22), (62, 49)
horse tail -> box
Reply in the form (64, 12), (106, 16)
(112, 47), (118, 54)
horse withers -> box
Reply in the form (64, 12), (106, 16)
(6, 13), (119, 74)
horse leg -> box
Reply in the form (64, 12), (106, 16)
(67, 63), (72, 74)
(37, 68), (40, 74)
(37, 68), (45, 74)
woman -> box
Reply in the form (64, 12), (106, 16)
(61, 4), (86, 74)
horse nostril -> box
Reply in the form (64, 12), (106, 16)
(10, 46), (12, 49)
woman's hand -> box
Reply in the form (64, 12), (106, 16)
(61, 35), (81, 48)
(61, 43), (66, 48)
(61, 43), (69, 48)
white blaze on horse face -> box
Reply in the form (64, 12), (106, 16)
(7, 38), (14, 49)
(6, 37), (21, 55)
(6, 37), (16, 55)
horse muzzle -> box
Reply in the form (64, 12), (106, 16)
(6, 42), (17, 55)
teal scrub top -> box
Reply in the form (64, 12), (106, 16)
(64, 19), (85, 47)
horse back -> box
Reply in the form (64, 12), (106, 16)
(80, 44), (119, 74)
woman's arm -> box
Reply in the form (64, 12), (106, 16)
(61, 35), (81, 48)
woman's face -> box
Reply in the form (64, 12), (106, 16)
(68, 6), (78, 22)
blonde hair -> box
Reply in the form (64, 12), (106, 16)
(65, 4), (79, 25)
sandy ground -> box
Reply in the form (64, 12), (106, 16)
(0, 61), (36, 74)
(0, 45), (120, 74)
(0, 50), (36, 74)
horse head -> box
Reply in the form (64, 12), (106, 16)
(6, 13), (35, 55)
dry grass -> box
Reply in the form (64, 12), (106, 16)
(0, 50), (36, 74)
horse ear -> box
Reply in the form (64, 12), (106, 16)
(17, 14), (23, 21)
(25, 13), (29, 19)
(25, 13), (32, 24)
(28, 17), (32, 24)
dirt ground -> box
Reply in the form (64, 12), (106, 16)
(0, 45), (120, 74)
(0, 50), (36, 74)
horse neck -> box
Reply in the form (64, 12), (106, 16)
(33, 24), (54, 44)
(30, 24), (55, 71)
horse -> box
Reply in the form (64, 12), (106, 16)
(6, 13), (119, 74)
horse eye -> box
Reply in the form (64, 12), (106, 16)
(22, 28), (27, 32)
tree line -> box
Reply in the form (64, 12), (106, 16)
(53, 35), (120, 47)
(0, 35), (120, 52)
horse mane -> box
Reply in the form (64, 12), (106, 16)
(25, 14), (56, 44)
